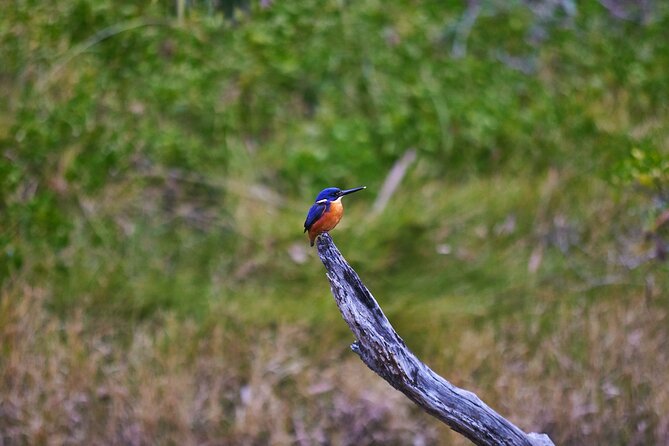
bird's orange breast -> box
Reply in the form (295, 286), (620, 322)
(308, 198), (344, 245)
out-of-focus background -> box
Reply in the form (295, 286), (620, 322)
(1, 1), (669, 444)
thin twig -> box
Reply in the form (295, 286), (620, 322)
(371, 148), (417, 216)
(36, 19), (171, 92)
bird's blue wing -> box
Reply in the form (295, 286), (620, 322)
(304, 202), (327, 232)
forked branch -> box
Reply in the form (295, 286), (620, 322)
(316, 233), (554, 446)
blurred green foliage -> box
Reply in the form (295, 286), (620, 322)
(2, 0), (669, 315)
(1, 0), (668, 314)
(619, 147), (669, 198)
(2, 1), (669, 444)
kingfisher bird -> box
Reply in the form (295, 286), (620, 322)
(303, 186), (366, 246)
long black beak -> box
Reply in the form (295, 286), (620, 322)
(338, 186), (366, 197)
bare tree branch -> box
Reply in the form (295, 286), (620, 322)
(371, 148), (417, 216)
(316, 233), (554, 446)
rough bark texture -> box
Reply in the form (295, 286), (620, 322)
(316, 233), (554, 446)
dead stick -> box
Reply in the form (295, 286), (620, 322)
(316, 233), (554, 446)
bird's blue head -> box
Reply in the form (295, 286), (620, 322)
(314, 186), (366, 203)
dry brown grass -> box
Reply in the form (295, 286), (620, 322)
(0, 285), (437, 445)
(2, 282), (668, 445)
(485, 297), (669, 446)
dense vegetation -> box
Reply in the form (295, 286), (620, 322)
(2, 1), (668, 444)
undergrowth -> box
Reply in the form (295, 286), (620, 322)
(1, 1), (669, 444)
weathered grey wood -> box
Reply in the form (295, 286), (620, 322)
(316, 233), (555, 446)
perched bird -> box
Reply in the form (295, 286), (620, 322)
(304, 186), (366, 246)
